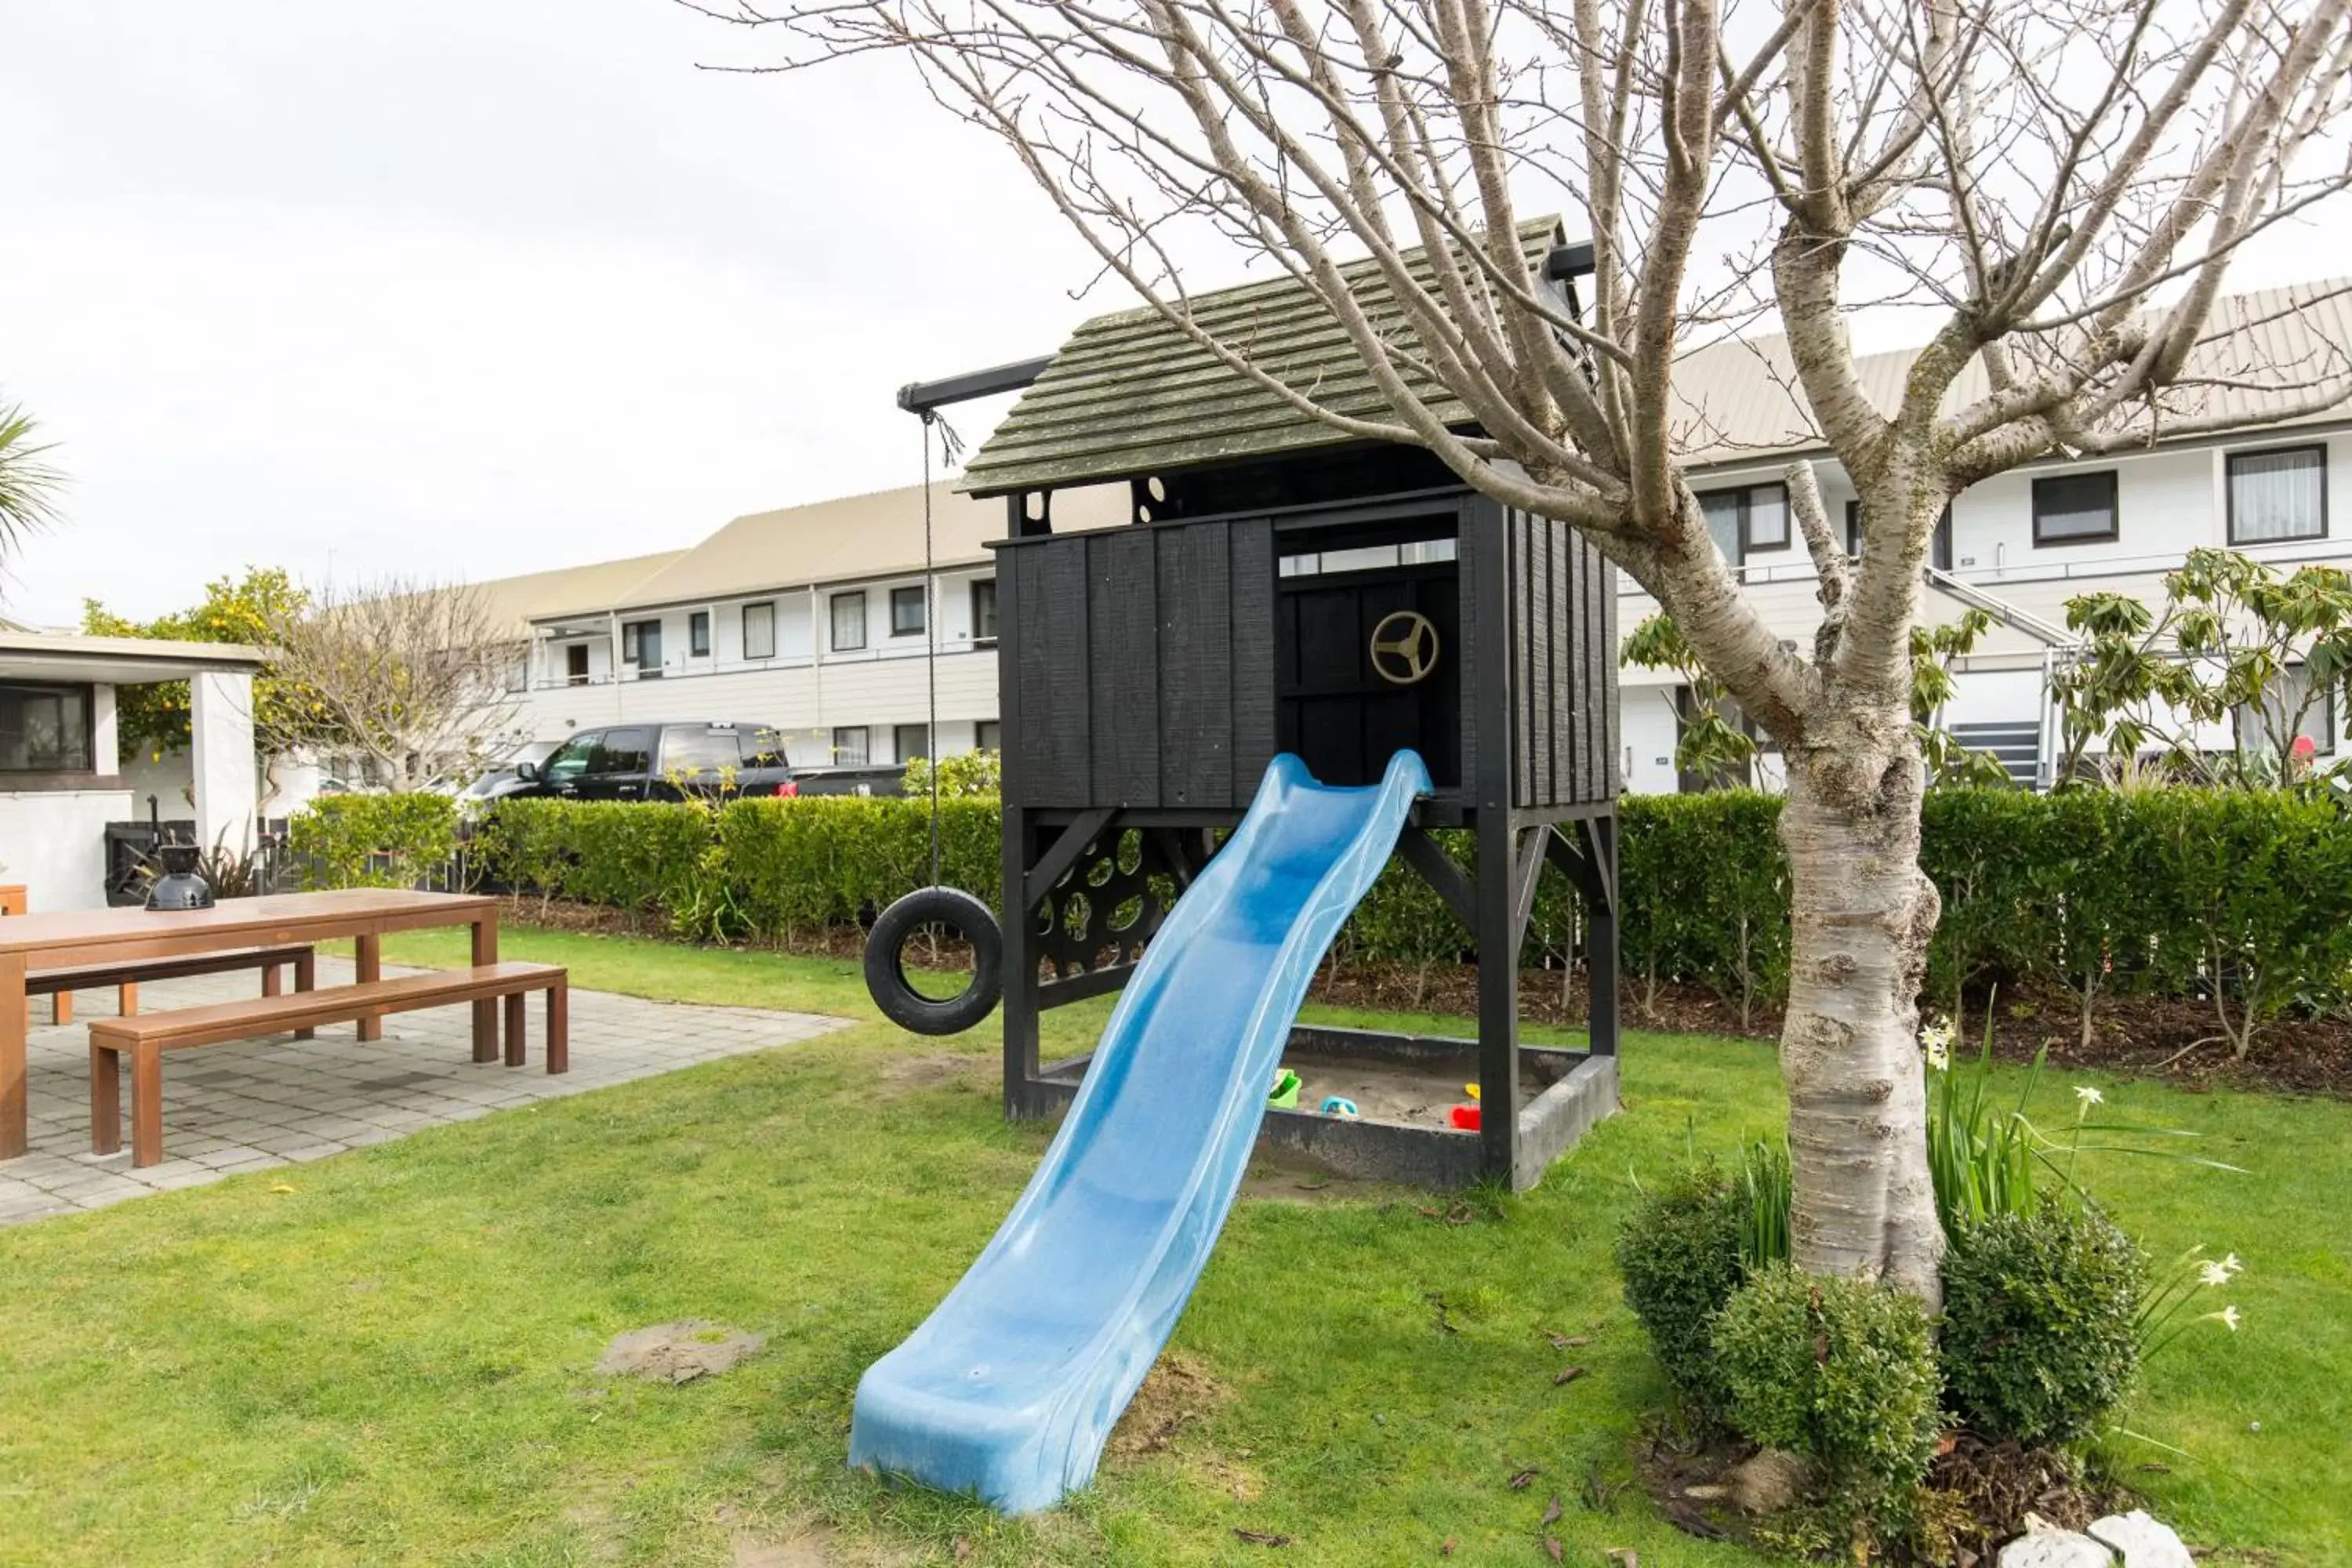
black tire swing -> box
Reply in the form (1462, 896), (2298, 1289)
(863, 408), (1006, 1036)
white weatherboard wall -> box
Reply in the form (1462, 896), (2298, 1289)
(191, 671), (260, 853)
(0, 791), (131, 911)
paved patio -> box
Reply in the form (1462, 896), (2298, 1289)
(0, 957), (851, 1227)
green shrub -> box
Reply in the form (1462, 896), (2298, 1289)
(289, 793), (458, 890)
(901, 749), (1001, 798)
(1614, 1164), (1744, 1417)
(1711, 1263), (1943, 1526)
(1939, 1204), (2145, 1447)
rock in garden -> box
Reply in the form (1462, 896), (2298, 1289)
(595, 1320), (768, 1385)
(1997, 1531), (2114, 1568)
(2086, 1511), (2195, 1567)
(1728, 1449), (1813, 1513)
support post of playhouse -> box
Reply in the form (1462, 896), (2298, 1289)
(1468, 495), (1521, 1181)
(1583, 816), (1620, 1058)
(996, 495), (1044, 1120)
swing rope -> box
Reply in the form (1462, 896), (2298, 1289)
(917, 410), (963, 889)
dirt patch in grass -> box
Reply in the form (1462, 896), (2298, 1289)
(594, 1321), (768, 1385)
(1105, 1352), (1234, 1462)
(877, 1054), (978, 1098)
(1236, 1143), (1408, 1206)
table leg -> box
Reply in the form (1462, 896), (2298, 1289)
(1, 956), (26, 1160)
(546, 979), (568, 1074)
(470, 912), (500, 1064)
(52, 991), (73, 1027)
(504, 990), (526, 1068)
(131, 1043), (164, 1168)
(294, 949), (316, 1041)
(90, 1044), (121, 1156)
(356, 933), (383, 1042)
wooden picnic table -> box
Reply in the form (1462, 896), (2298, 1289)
(0, 888), (499, 1160)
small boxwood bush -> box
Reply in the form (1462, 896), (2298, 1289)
(289, 793), (458, 890)
(1940, 1203), (2145, 1446)
(1614, 1164), (1744, 1417)
(1711, 1263), (1943, 1526)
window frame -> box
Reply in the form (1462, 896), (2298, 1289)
(688, 610), (712, 659)
(889, 584), (927, 637)
(2031, 470), (2121, 547)
(2226, 442), (2328, 545)
(832, 724), (869, 765)
(621, 618), (664, 676)
(741, 600), (776, 661)
(971, 578), (999, 644)
(975, 719), (1002, 753)
(0, 681), (96, 775)
(1696, 481), (1792, 565)
(893, 722), (931, 763)
(829, 591), (868, 652)
(564, 644), (590, 686)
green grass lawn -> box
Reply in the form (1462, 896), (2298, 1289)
(0, 927), (2344, 1566)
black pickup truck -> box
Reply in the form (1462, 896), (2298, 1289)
(513, 722), (902, 801)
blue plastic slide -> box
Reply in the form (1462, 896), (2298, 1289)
(848, 750), (1432, 1513)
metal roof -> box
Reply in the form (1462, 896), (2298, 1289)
(961, 219), (1566, 495)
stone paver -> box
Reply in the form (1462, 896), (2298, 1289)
(0, 956), (849, 1225)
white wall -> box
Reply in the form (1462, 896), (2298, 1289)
(0, 789), (133, 911)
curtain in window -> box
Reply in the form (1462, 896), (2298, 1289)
(1700, 491), (1742, 564)
(2230, 448), (2325, 543)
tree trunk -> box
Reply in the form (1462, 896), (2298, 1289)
(1778, 743), (1946, 1305)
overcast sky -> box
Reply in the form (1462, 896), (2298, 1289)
(5, 5), (2347, 627)
(0, 1), (1096, 625)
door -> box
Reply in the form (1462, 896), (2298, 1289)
(581, 728), (655, 799)
(1276, 561), (1461, 788)
(565, 644), (590, 685)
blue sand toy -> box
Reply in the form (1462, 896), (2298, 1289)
(847, 751), (1430, 1512)
(1319, 1095), (1359, 1117)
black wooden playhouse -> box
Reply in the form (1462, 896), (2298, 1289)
(916, 223), (1621, 1190)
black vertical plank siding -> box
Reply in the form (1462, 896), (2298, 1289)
(1088, 528), (1162, 806)
(1552, 518), (1575, 805)
(1228, 517), (1278, 806)
(1021, 542), (1094, 805)
(1156, 522), (1233, 808)
(1567, 521), (1590, 804)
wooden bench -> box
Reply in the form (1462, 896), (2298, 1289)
(89, 961), (568, 1167)
(31, 945), (317, 1029)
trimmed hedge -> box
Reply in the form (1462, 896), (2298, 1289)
(445, 787), (2352, 1024)
(287, 793), (459, 890)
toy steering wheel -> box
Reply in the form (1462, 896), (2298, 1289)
(1368, 609), (1440, 686)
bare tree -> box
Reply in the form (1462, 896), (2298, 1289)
(699, 0), (2352, 1298)
(261, 577), (523, 791)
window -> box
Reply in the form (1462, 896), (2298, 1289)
(2032, 470), (2119, 545)
(742, 601), (776, 661)
(542, 731), (601, 785)
(741, 728), (789, 768)
(661, 727), (746, 772)
(593, 728), (654, 775)
(891, 585), (927, 637)
(2228, 445), (2327, 543)
(830, 592), (867, 652)
(971, 579), (999, 642)
(0, 683), (94, 773)
(975, 720), (1002, 752)
(2237, 665), (2338, 760)
(894, 723), (931, 762)
(1844, 500), (1955, 570)
(689, 611), (712, 658)
(622, 619), (663, 677)
(1697, 482), (1790, 564)
(833, 725), (869, 765)
(564, 644), (590, 686)
(503, 648), (528, 693)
